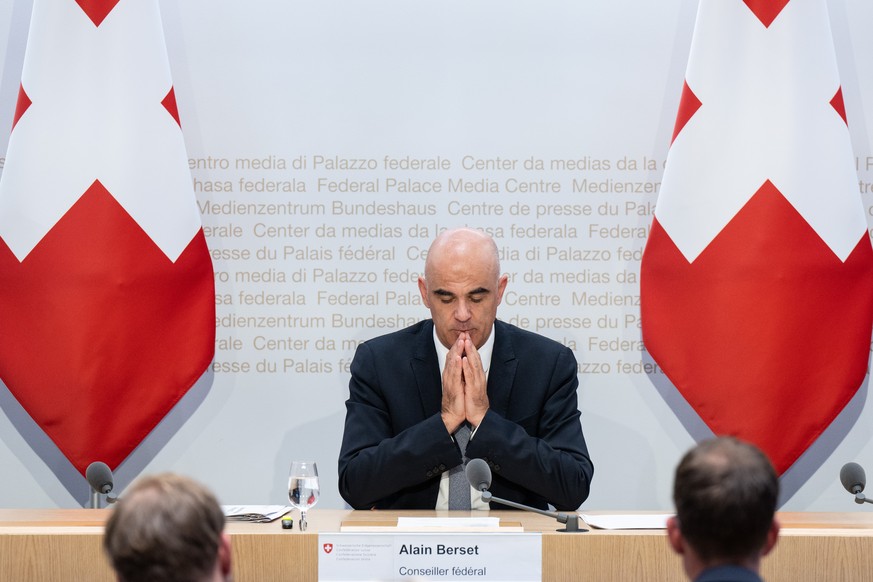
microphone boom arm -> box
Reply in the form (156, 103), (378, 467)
(856, 493), (873, 505)
(481, 491), (586, 532)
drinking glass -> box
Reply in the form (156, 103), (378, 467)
(288, 461), (319, 531)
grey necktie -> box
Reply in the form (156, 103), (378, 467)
(448, 423), (472, 510)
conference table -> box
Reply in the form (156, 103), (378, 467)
(1, 509), (872, 581)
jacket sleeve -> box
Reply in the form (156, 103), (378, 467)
(465, 345), (594, 510)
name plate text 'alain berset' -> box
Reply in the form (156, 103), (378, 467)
(318, 532), (542, 581)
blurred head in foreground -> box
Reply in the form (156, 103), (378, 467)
(104, 472), (231, 582)
(667, 436), (780, 581)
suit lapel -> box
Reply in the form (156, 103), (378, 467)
(411, 320), (442, 416)
(487, 320), (517, 416)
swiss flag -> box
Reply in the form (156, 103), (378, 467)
(641, 0), (873, 474)
(0, 1), (214, 474)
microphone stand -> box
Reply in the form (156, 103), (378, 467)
(88, 490), (118, 509)
(481, 491), (587, 533)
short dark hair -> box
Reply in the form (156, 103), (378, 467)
(104, 473), (226, 582)
(672, 437), (778, 563)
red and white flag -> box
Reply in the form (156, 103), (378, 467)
(0, 1), (214, 474)
(641, 0), (873, 474)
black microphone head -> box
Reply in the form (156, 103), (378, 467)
(840, 462), (866, 495)
(465, 458), (492, 492)
(86, 461), (114, 495)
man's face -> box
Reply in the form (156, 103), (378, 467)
(418, 249), (507, 350)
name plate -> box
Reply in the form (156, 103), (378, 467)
(318, 532), (541, 581)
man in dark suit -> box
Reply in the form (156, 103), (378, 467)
(338, 227), (593, 510)
(667, 437), (780, 582)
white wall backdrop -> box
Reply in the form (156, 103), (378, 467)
(1, 0), (873, 512)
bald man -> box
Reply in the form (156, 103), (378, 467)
(338, 228), (593, 510)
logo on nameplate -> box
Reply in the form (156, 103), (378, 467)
(323, 543), (334, 554)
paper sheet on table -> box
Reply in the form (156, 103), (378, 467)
(579, 513), (672, 530)
(397, 517), (501, 529)
(339, 516), (523, 532)
(222, 505), (293, 522)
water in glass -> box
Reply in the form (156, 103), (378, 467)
(288, 461), (319, 531)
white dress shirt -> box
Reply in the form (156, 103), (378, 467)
(433, 326), (494, 510)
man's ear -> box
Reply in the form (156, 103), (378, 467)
(218, 532), (232, 575)
(417, 276), (430, 308)
(761, 517), (780, 557)
(495, 273), (508, 305)
(666, 515), (685, 555)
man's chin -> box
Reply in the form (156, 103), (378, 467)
(461, 331), (487, 349)
(441, 328), (484, 349)
(442, 330), (466, 346)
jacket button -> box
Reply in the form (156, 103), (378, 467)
(439, 464), (446, 471)
(426, 471), (433, 478)
(493, 464), (501, 472)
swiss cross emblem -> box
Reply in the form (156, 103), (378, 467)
(323, 543), (334, 554)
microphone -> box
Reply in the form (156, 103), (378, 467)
(840, 462), (873, 505)
(86, 461), (118, 508)
(466, 457), (492, 492)
(86, 461), (113, 494)
(465, 458), (587, 533)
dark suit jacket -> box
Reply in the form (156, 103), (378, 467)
(338, 319), (594, 510)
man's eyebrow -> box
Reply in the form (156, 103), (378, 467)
(432, 287), (490, 297)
